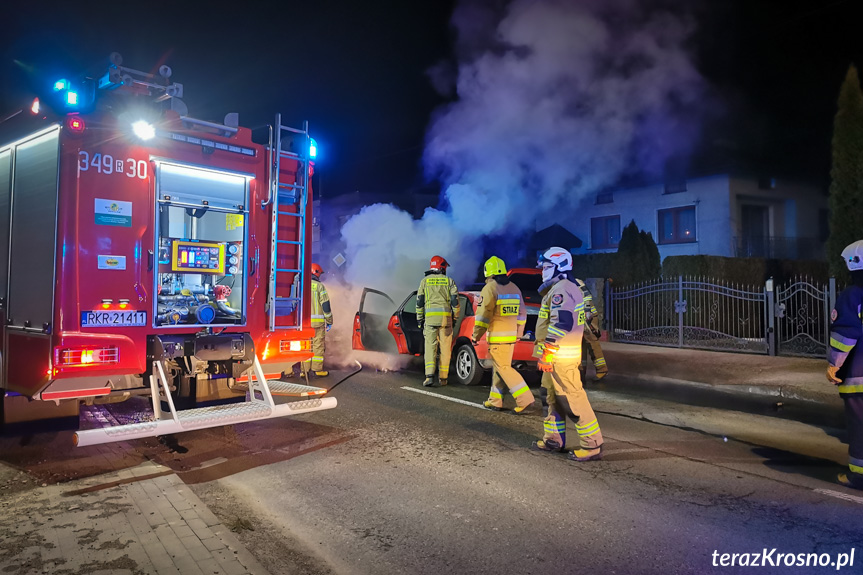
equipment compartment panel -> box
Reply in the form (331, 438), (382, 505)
(171, 240), (225, 274)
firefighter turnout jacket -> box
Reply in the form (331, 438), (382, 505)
(417, 272), (460, 327)
(574, 278), (597, 319)
(472, 276), (527, 343)
(311, 278), (333, 327)
(535, 276), (586, 364)
(828, 281), (863, 484)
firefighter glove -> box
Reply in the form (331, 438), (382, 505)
(538, 359), (553, 373)
(827, 365), (842, 384)
(418, 320), (424, 330)
(326, 324), (332, 332)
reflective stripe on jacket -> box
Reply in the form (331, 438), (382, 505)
(830, 284), (863, 395)
(417, 272), (460, 327)
(311, 279), (333, 327)
(472, 277), (526, 344)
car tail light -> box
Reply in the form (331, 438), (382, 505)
(280, 339), (310, 353)
(55, 346), (119, 367)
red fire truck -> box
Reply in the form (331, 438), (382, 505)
(0, 54), (336, 446)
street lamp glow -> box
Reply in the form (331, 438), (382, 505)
(132, 120), (155, 140)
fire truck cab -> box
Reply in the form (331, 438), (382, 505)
(0, 54), (336, 445)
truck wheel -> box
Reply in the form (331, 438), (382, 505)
(452, 343), (484, 386)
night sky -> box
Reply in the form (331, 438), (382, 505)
(2, 0), (863, 197)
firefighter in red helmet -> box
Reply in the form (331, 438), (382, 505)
(416, 256), (460, 386)
(302, 262), (333, 377)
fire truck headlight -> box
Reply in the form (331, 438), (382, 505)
(132, 120), (155, 140)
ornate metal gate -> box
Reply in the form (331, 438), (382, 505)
(773, 277), (836, 357)
(606, 276), (837, 358)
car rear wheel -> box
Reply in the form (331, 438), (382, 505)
(452, 343), (484, 386)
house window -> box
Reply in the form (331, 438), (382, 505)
(658, 206), (696, 244)
(591, 215), (621, 249)
(664, 181), (687, 194)
(595, 191), (614, 205)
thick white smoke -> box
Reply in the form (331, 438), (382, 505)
(332, 0), (706, 366)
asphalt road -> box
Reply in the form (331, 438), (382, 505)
(181, 366), (863, 575)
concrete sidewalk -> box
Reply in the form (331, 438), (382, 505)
(0, 460), (268, 575)
(599, 341), (842, 410)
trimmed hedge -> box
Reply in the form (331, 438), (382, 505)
(662, 255), (829, 285)
(571, 254), (830, 287)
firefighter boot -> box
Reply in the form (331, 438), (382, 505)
(532, 439), (565, 453)
(593, 372), (608, 383)
(838, 473), (863, 490)
(569, 446), (603, 462)
(513, 403), (533, 414)
(439, 379), (448, 386)
(483, 400), (505, 411)
(423, 377), (435, 387)
(314, 371), (329, 377)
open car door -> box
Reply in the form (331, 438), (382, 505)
(393, 292), (424, 355)
(352, 288), (398, 353)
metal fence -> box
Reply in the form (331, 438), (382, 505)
(605, 275), (837, 358)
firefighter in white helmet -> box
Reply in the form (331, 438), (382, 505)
(532, 247), (603, 461)
(827, 239), (863, 490)
(574, 277), (608, 382)
(417, 256), (460, 386)
(302, 263), (333, 377)
(472, 256), (535, 413)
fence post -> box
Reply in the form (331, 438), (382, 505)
(766, 278), (776, 356)
(605, 278), (613, 343)
(678, 275), (684, 348)
(828, 277), (837, 360)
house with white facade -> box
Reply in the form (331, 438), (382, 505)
(563, 174), (828, 261)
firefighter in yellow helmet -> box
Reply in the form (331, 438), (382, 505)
(302, 262), (333, 377)
(575, 277), (608, 382)
(533, 247), (603, 461)
(417, 256), (460, 386)
(472, 256), (535, 413)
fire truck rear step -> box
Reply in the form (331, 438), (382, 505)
(264, 381), (327, 397)
(73, 357), (335, 447)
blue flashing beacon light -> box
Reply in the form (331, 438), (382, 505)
(66, 91), (79, 106)
(53, 79), (69, 92)
(309, 138), (318, 159)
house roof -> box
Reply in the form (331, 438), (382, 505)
(528, 224), (583, 251)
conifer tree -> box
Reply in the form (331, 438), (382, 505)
(827, 65), (863, 281)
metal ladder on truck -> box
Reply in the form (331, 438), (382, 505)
(267, 114), (311, 331)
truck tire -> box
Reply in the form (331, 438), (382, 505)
(452, 343), (484, 386)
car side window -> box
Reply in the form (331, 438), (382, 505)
(460, 295), (473, 317)
(404, 294), (418, 315)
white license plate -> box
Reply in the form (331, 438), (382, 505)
(81, 310), (147, 327)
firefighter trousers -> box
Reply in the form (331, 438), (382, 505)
(486, 343), (535, 408)
(582, 318), (607, 376)
(841, 392), (863, 488)
(423, 323), (453, 379)
(540, 360), (603, 450)
(302, 325), (327, 373)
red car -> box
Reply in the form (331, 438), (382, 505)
(352, 268), (542, 385)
